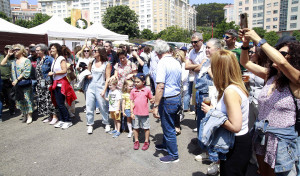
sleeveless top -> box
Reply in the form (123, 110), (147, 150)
(51, 56), (67, 81)
(215, 85), (249, 136)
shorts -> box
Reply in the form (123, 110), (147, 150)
(133, 115), (150, 129)
(124, 109), (131, 117)
(110, 111), (121, 121)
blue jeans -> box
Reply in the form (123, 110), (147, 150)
(54, 87), (71, 122)
(296, 136), (300, 176)
(196, 91), (208, 137)
(158, 95), (181, 159)
(183, 81), (193, 111)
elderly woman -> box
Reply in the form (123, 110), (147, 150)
(35, 44), (58, 124)
(48, 43), (77, 129)
(1, 44), (33, 124)
(239, 29), (300, 176)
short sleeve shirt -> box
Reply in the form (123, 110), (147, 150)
(122, 92), (131, 110)
(188, 45), (207, 79)
(156, 54), (181, 97)
(108, 89), (122, 111)
(130, 87), (152, 116)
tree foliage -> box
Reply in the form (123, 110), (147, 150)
(253, 27), (266, 38)
(15, 19), (32, 28)
(14, 13), (51, 28)
(102, 5), (139, 38)
(141, 29), (154, 40)
(264, 31), (280, 47)
(292, 31), (300, 41)
(64, 17), (71, 24)
(195, 3), (226, 27)
(154, 26), (192, 43)
(214, 20), (239, 39)
(0, 12), (11, 22)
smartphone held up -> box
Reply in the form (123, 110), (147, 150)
(240, 13), (248, 29)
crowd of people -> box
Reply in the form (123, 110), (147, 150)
(0, 29), (299, 176)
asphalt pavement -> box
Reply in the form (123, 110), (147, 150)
(0, 91), (258, 176)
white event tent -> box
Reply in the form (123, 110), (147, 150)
(84, 22), (128, 41)
(0, 18), (35, 34)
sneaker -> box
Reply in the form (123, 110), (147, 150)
(95, 108), (100, 114)
(87, 126), (93, 134)
(112, 132), (121, 138)
(43, 118), (52, 123)
(133, 141), (140, 150)
(195, 153), (209, 161)
(108, 130), (117, 135)
(142, 142), (150, 151)
(127, 131), (133, 138)
(54, 121), (64, 128)
(207, 162), (220, 175)
(105, 125), (111, 133)
(155, 144), (168, 152)
(160, 155), (179, 163)
(84, 108), (86, 113)
(193, 128), (198, 132)
(61, 122), (73, 129)
(49, 118), (58, 125)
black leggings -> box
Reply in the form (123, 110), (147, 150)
(220, 132), (252, 176)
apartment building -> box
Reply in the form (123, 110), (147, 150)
(38, 0), (196, 33)
(224, 4), (235, 23)
(234, 0), (300, 34)
(11, 1), (42, 22)
(0, 0), (11, 18)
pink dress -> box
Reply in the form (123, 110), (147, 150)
(114, 60), (137, 90)
(255, 76), (299, 168)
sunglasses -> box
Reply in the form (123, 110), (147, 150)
(248, 51), (255, 55)
(13, 48), (20, 52)
(132, 49), (138, 51)
(280, 51), (288, 57)
(4, 48), (9, 50)
(84, 50), (90, 53)
(191, 40), (200, 44)
(224, 35), (231, 40)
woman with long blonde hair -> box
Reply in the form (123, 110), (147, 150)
(202, 50), (251, 175)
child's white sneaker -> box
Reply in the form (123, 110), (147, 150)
(127, 131), (133, 138)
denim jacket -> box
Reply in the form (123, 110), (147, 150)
(195, 72), (213, 93)
(37, 55), (53, 79)
(254, 120), (298, 173)
(199, 109), (235, 162)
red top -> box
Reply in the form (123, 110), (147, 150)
(49, 76), (77, 107)
(130, 86), (152, 116)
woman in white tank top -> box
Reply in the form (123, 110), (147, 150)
(201, 50), (251, 176)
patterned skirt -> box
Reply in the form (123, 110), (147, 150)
(16, 86), (33, 115)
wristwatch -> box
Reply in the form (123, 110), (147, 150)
(257, 39), (267, 47)
(153, 104), (159, 108)
(241, 46), (250, 50)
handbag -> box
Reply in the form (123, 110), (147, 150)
(14, 61), (32, 87)
(289, 86), (300, 135)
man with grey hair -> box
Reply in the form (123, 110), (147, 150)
(153, 40), (182, 163)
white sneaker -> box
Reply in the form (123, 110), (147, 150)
(193, 128), (198, 132)
(87, 126), (93, 134)
(95, 108), (100, 114)
(207, 162), (220, 175)
(105, 125), (111, 132)
(84, 108), (86, 113)
(61, 122), (73, 129)
(127, 131), (133, 138)
(54, 121), (64, 128)
(195, 153), (209, 161)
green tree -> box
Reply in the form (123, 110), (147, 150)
(292, 30), (300, 41)
(141, 29), (154, 40)
(0, 12), (11, 22)
(214, 20), (239, 39)
(253, 27), (266, 38)
(264, 31), (280, 47)
(15, 19), (33, 28)
(31, 13), (51, 27)
(195, 3), (226, 27)
(157, 26), (192, 43)
(64, 17), (71, 24)
(102, 5), (139, 38)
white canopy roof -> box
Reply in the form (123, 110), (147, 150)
(0, 18), (35, 34)
(84, 22), (128, 41)
(29, 15), (94, 40)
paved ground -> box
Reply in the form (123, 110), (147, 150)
(0, 91), (259, 176)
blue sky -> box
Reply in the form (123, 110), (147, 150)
(11, 0), (233, 5)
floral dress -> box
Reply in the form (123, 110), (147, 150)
(114, 60), (137, 90)
(11, 59), (33, 114)
(36, 59), (56, 116)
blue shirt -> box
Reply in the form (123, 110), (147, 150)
(156, 54), (181, 97)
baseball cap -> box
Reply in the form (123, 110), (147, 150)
(134, 72), (146, 81)
(180, 46), (187, 51)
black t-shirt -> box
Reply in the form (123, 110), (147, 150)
(128, 56), (145, 73)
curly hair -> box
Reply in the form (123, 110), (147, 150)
(268, 41), (300, 90)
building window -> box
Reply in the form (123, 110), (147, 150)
(266, 18), (271, 22)
(292, 7), (298, 12)
(273, 17), (278, 21)
(274, 2), (278, 6)
(273, 10), (278, 14)
(239, 1), (242, 6)
(292, 0), (299, 4)
(267, 3), (271, 7)
(291, 23), (297, 28)
(253, 13), (257, 18)
(239, 8), (242, 13)
(273, 25), (277, 28)
(245, 7), (249, 11)
(266, 26), (270, 29)
(253, 0), (257, 4)
(253, 6), (257, 11)
(267, 11), (271, 15)
(245, 0), (249, 4)
(291, 15), (297, 20)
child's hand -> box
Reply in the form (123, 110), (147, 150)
(115, 111), (119, 116)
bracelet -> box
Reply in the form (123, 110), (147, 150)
(241, 46), (250, 50)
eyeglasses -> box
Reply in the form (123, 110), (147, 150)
(84, 50), (90, 53)
(191, 40), (200, 44)
(248, 51), (255, 55)
(224, 35), (231, 40)
(280, 51), (288, 57)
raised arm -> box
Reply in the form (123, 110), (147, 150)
(1, 50), (13, 66)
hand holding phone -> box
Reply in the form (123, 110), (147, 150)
(240, 13), (248, 29)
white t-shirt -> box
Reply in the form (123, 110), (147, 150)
(108, 89), (122, 111)
(215, 85), (249, 136)
(76, 57), (93, 71)
(51, 56), (67, 81)
(188, 45), (207, 80)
